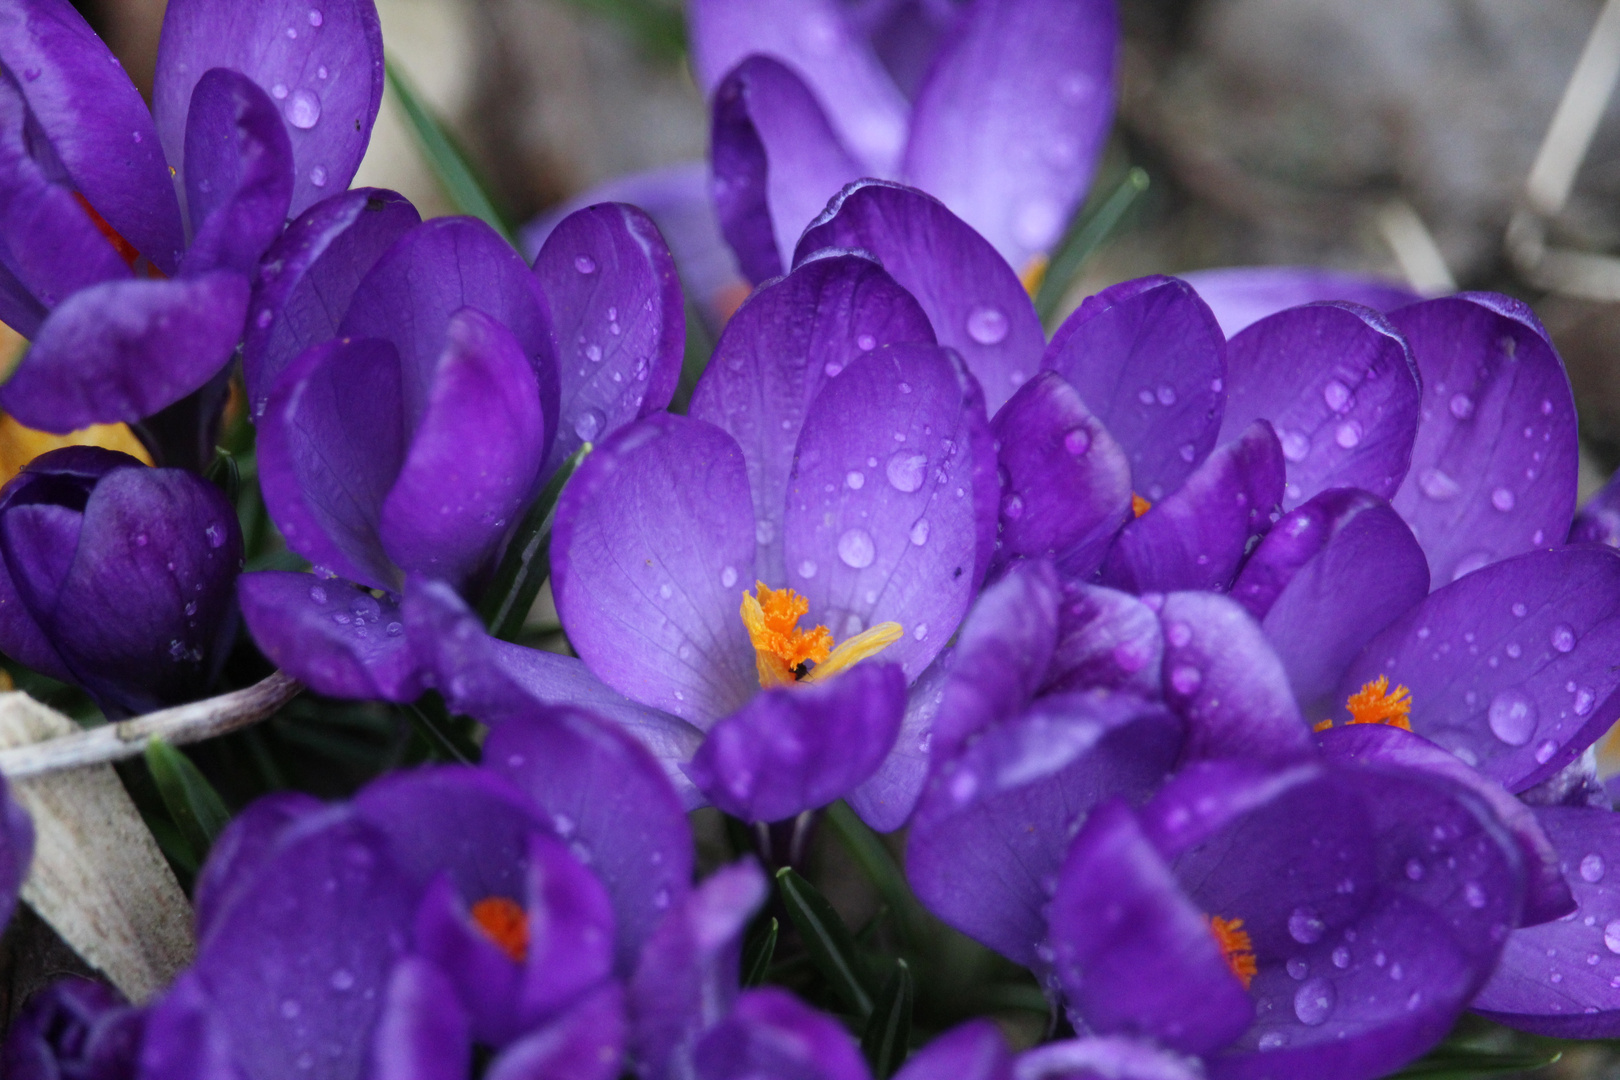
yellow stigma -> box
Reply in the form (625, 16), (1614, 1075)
(1344, 675), (1412, 731)
(739, 582), (901, 688)
(1206, 915), (1257, 989)
(1131, 493), (1152, 518)
(1019, 254), (1050, 298)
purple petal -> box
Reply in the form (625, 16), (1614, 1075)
(244, 188), (420, 414)
(895, 1021), (1011, 1080)
(0, 775), (29, 935)
(0, 257), (47, 339)
(1336, 545), (1620, 792)
(0, 976), (142, 1080)
(687, 662), (906, 822)
(484, 984), (625, 1080)
(486, 710), (696, 973)
(1220, 303), (1420, 509)
(692, 987), (870, 1080)
(785, 342), (995, 678)
(1157, 591), (1312, 766)
(256, 337), (405, 590)
(845, 653), (951, 831)
(1572, 469), (1620, 547)
(687, 0), (908, 172)
(908, 691), (1183, 967)
(1014, 1037), (1203, 1080)
(0, 271), (249, 432)
(688, 251), (934, 584)
(901, 0), (1115, 274)
(1098, 421), (1285, 595)
(551, 413), (758, 727)
(136, 973), (244, 1080)
(0, 0), (184, 271)
(991, 372), (1132, 576)
(1043, 582), (1164, 700)
(237, 571), (421, 701)
(1180, 266), (1419, 338)
(1042, 276), (1226, 499)
(377, 308), (546, 587)
(1389, 296), (1578, 584)
(0, 518), (72, 683)
(368, 956), (472, 1080)
(341, 216), (558, 449)
(194, 790), (323, 943)
(794, 180), (1044, 414)
(533, 202), (685, 469)
(179, 68), (293, 277)
(1050, 799), (1255, 1054)
(153, 0), (385, 218)
(710, 55), (864, 283)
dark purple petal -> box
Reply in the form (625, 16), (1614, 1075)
(630, 860), (768, 1080)
(895, 1021), (1011, 1080)
(1236, 490), (1430, 715)
(692, 987), (871, 1080)
(1098, 421), (1285, 595)
(377, 308), (546, 587)
(341, 216), (558, 449)
(0, 977), (142, 1080)
(533, 202), (685, 469)
(0, 0), (184, 271)
(1043, 583), (1164, 700)
(0, 774), (29, 935)
(845, 653), (951, 831)
(689, 251), (934, 583)
(367, 956), (471, 1080)
(1220, 303), (1421, 509)
(688, 0), (908, 172)
(237, 571), (421, 701)
(0, 257), (46, 338)
(180, 68), (293, 277)
(0, 528), (72, 683)
(256, 337), (405, 590)
(194, 790), (323, 943)
(487, 710), (696, 974)
(1042, 276), (1226, 499)
(0, 271), (249, 432)
(244, 188), (421, 415)
(1014, 1037), (1203, 1080)
(794, 180), (1044, 414)
(908, 691), (1183, 967)
(1336, 546), (1620, 793)
(1472, 806), (1620, 1036)
(153, 0), (385, 218)
(1050, 799), (1255, 1054)
(991, 373), (1131, 577)
(551, 413), (758, 726)
(710, 55), (864, 283)
(484, 983), (625, 1080)
(785, 342), (995, 678)
(1180, 267), (1419, 338)
(901, 0), (1115, 275)
(1571, 470), (1620, 547)
(1389, 296), (1578, 584)
(688, 662), (906, 822)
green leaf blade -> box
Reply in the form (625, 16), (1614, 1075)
(861, 958), (914, 1078)
(144, 738), (231, 863)
(476, 443), (592, 640)
(775, 866), (874, 1018)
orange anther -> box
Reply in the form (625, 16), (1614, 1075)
(1206, 915), (1258, 989)
(1345, 675), (1412, 731)
(470, 896), (529, 964)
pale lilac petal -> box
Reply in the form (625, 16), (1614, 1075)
(1180, 266), (1419, 337)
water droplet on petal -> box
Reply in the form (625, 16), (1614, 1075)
(1288, 907), (1326, 944)
(1286, 958), (1309, 980)
(886, 451), (927, 492)
(1293, 978), (1335, 1026)
(330, 969), (353, 990)
(1156, 385), (1177, 406)
(1419, 468), (1461, 500)
(309, 585), (328, 604)
(1323, 380), (1351, 411)
(798, 560), (817, 579)
(573, 408), (604, 441)
(1535, 739), (1557, 764)
(1279, 430), (1310, 462)
(1582, 854), (1606, 883)
(1332, 946), (1350, 968)
(272, 82), (289, 100)
(658, 584), (673, 600)
(1605, 920), (1620, 954)
(1487, 690), (1537, 746)
(721, 566), (738, 588)
(846, 470), (865, 490)
(1551, 624), (1576, 653)
(285, 89), (321, 129)
(1449, 393), (1474, 419)
(837, 528), (875, 569)
(909, 519), (930, 546)
(1169, 665), (1202, 694)
(1405, 858), (1426, 881)
(1064, 428), (1091, 455)
(1258, 1032), (1285, 1051)
(913, 623), (929, 642)
(1464, 882), (1487, 908)
(965, 305), (1009, 345)
(1491, 487), (1516, 512)
(1335, 421), (1363, 449)
(309, 165), (327, 187)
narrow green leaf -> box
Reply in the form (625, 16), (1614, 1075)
(740, 917), (778, 989)
(775, 866), (874, 1017)
(1388, 1047), (1561, 1079)
(385, 59), (516, 246)
(825, 800), (926, 948)
(144, 738), (231, 863)
(860, 958), (913, 1078)
(1035, 166), (1150, 326)
(476, 443), (592, 640)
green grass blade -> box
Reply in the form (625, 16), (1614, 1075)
(144, 738), (231, 863)
(476, 444), (592, 640)
(776, 866), (874, 1017)
(1035, 167), (1150, 326)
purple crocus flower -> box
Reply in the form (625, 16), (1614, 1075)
(0, 0), (383, 432)
(0, 446), (242, 715)
(1, 978), (143, 1080)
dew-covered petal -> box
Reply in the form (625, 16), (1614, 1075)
(990, 372), (1131, 577)
(901, 0), (1115, 276)
(687, 0), (908, 173)
(794, 180), (1044, 414)
(1180, 267), (1419, 338)
(256, 337), (405, 590)
(783, 343), (996, 679)
(687, 662), (906, 822)
(551, 413), (759, 727)
(691, 987), (871, 1080)
(243, 187), (420, 414)
(710, 55), (864, 283)
(179, 68), (293, 278)
(1389, 296), (1578, 585)
(689, 252), (934, 583)
(237, 571), (421, 702)
(1220, 303), (1420, 509)
(0, 271), (250, 432)
(895, 1021), (1011, 1080)
(1098, 421), (1285, 595)
(908, 692), (1183, 967)
(153, 0), (385, 218)
(194, 790), (324, 943)
(1050, 799), (1255, 1055)
(1157, 591), (1312, 766)
(1042, 276), (1226, 500)
(844, 652), (951, 831)
(368, 955), (472, 1080)
(533, 202), (685, 470)
(1043, 583), (1164, 700)
(1335, 546), (1620, 793)
(484, 983), (625, 1080)
(1235, 489), (1430, 715)
(1014, 1037), (1203, 1080)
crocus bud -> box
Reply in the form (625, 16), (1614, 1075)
(0, 977), (141, 1080)
(0, 447), (242, 715)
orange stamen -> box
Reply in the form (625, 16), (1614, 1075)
(1206, 915), (1258, 989)
(470, 896), (529, 963)
(1132, 493), (1152, 518)
(738, 582), (902, 687)
(1345, 675), (1412, 731)
(1020, 254), (1050, 298)
(72, 192), (141, 269)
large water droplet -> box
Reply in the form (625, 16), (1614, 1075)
(721, 566), (738, 588)
(1293, 978), (1335, 1026)
(1491, 487), (1516, 512)
(309, 165), (327, 187)
(1286, 958), (1309, 980)
(886, 451), (927, 493)
(308, 8), (324, 26)
(837, 528), (876, 569)
(1322, 380), (1352, 412)
(1279, 430), (1310, 462)
(1551, 623), (1576, 653)
(1449, 393), (1475, 419)
(1582, 854), (1606, 883)
(574, 254), (596, 274)
(1288, 907), (1326, 944)
(1419, 468), (1461, 500)
(909, 519), (930, 546)
(1335, 420), (1363, 449)
(285, 89), (322, 129)
(573, 408), (604, 441)
(965, 305), (1009, 345)
(798, 560), (817, 579)
(1487, 689), (1537, 746)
